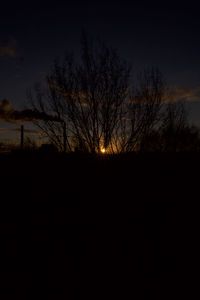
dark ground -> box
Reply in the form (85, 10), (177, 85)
(0, 151), (199, 299)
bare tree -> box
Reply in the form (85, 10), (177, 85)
(160, 100), (189, 152)
(31, 35), (192, 154)
(111, 68), (166, 152)
(27, 81), (70, 152)
(140, 99), (200, 152)
(28, 33), (130, 153)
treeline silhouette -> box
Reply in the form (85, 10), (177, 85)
(26, 33), (200, 154)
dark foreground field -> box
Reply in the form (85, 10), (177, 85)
(0, 151), (199, 299)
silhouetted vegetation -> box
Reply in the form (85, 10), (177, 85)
(27, 33), (200, 154)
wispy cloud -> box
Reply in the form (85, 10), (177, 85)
(167, 86), (200, 102)
(0, 38), (17, 58)
(0, 99), (62, 124)
(0, 127), (40, 135)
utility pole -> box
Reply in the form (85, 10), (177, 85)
(63, 121), (67, 153)
(20, 125), (24, 150)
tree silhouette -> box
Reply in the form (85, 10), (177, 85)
(28, 33), (130, 153)
(111, 68), (166, 152)
(160, 100), (200, 152)
(28, 33), (199, 153)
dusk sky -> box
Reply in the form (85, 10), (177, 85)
(1, 1), (200, 142)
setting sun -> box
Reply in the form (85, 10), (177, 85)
(101, 148), (106, 154)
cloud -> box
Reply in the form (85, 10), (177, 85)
(0, 46), (16, 58)
(0, 99), (62, 124)
(0, 127), (40, 135)
(0, 38), (17, 58)
(167, 86), (200, 103)
(0, 99), (11, 110)
(0, 128), (8, 133)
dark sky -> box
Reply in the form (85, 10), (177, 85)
(0, 0), (200, 140)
